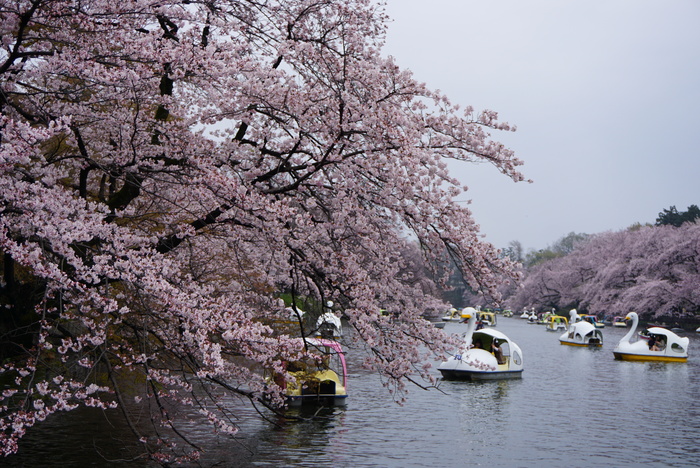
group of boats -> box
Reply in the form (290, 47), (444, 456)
(438, 307), (691, 381)
(272, 304), (692, 406)
(520, 308), (607, 330)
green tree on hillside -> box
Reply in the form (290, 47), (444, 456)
(656, 205), (700, 227)
(524, 232), (589, 267)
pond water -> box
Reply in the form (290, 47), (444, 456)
(8, 317), (700, 467)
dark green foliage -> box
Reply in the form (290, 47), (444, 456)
(656, 205), (700, 227)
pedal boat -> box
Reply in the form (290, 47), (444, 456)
(613, 312), (689, 362)
(544, 315), (568, 332)
(281, 338), (348, 406)
(612, 316), (627, 328)
(477, 311), (497, 327)
(582, 315), (605, 328)
(441, 308), (463, 322)
(438, 308), (523, 380)
(559, 309), (603, 347)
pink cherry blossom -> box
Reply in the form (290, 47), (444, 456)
(0, 0), (524, 461)
(508, 224), (700, 321)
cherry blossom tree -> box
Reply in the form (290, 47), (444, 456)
(0, 0), (524, 461)
(507, 224), (700, 321)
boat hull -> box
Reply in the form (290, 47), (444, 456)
(438, 369), (523, 381)
(286, 394), (348, 406)
(613, 352), (687, 363)
(560, 340), (602, 347)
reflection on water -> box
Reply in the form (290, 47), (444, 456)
(4, 404), (157, 467)
(8, 318), (700, 467)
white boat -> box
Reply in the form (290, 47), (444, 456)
(613, 312), (689, 362)
(438, 308), (524, 380)
(519, 309), (530, 319)
(316, 312), (342, 338)
(559, 309), (603, 347)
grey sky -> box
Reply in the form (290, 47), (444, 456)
(383, 0), (700, 252)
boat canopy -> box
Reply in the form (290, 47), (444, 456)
(645, 327), (678, 339)
(305, 338), (347, 388)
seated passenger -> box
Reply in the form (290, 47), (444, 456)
(492, 340), (505, 364)
(648, 335), (661, 351)
(656, 337), (666, 351)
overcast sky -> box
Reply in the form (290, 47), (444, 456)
(383, 0), (700, 252)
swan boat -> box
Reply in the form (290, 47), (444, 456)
(438, 308), (524, 380)
(559, 309), (603, 347)
(316, 312), (342, 338)
(276, 338), (348, 406)
(613, 312), (689, 362)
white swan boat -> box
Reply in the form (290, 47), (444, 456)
(613, 312), (689, 362)
(559, 309), (603, 347)
(438, 308), (524, 380)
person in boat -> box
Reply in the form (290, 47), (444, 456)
(491, 339), (505, 364)
(472, 339), (483, 349)
(648, 335), (661, 351)
(655, 336), (666, 351)
(476, 319), (485, 330)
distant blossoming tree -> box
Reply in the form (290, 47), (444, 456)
(0, 0), (524, 462)
(508, 224), (700, 320)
